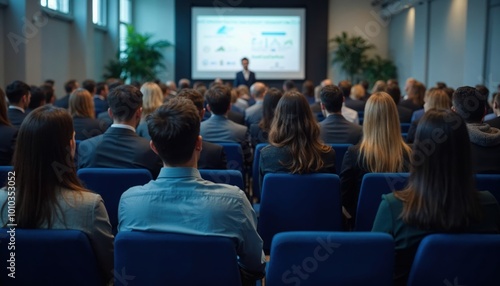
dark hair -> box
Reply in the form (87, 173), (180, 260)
(452, 86), (487, 123)
(6, 80), (31, 104)
(177, 88), (204, 111)
(386, 84), (402, 104)
(107, 85), (143, 121)
(396, 109), (482, 231)
(320, 84), (344, 113)
(259, 88), (283, 132)
(158, 83), (168, 95)
(302, 80), (315, 98)
(241, 57), (249, 62)
(359, 80), (369, 91)
(147, 97), (200, 165)
(0, 88), (10, 126)
(82, 79), (96, 94)
(44, 79), (55, 87)
(108, 81), (122, 93)
(64, 79), (78, 93)
(443, 87), (454, 100)
(193, 81), (206, 90)
(475, 84), (490, 98)
(28, 86), (46, 110)
(338, 80), (352, 98)
(96, 82), (107, 95)
(205, 85), (231, 115)
(436, 82), (447, 89)
(3, 105), (87, 228)
(40, 84), (55, 103)
(283, 80), (296, 91)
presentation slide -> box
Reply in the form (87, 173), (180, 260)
(191, 8), (306, 80)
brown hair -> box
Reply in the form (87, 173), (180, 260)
(0, 88), (11, 126)
(68, 88), (95, 118)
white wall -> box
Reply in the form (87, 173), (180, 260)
(328, 0), (389, 83)
(133, 0), (176, 82)
(486, 1), (500, 94)
(388, 8), (414, 86)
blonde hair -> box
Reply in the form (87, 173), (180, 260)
(371, 80), (387, 94)
(68, 88), (95, 118)
(360, 92), (412, 172)
(350, 84), (365, 100)
(424, 88), (451, 111)
(140, 82), (163, 119)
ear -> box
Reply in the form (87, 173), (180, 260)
(107, 108), (113, 118)
(150, 140), (159, 155)
(494, 101), (499, 110)
(200, 108), (206, 119)
(136, 107), (143, 119)
(451, 106), (456, 112)
(206, 104), (212, 113)
(320, 102), (325, 111)
(195, 135), (202, 152)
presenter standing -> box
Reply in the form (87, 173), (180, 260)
(234, 57), (256, 88)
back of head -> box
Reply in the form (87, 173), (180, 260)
(260, 88), (283, 131)
(28, 86), (46, 110)
(408, 81), (426, 106)
(338, 80), (352, 98)
(140, 82), (163, 118)
(424, 88), (451, 111)
(302, 80), (315, 97)
(40, 84), (55, 104)
(108, 81), (123, 93)
(398, 109), (481, 231)
(82, 79), (96, 94)
(177, 88), (204, 112)
(205, 85), (231, 115)
(371, 80), (387, 94)
(147, 97), (200, 166)
(359, 80), (369, 91)
(475, 84), (490, 98)
(452, 86), (487, 123)
(13, 105), (84, 228)
(361, 92), (410, 172)
(96, 82), (108, 95)
(69, 88), (95, 118)
(107, 85), (143, 121)
(436, 81), (447, 89)
(0, 88), (9, 126)
(386, 84), (402, 104)
(350, 84), (365, 100)
(64, 79), (78, 94)
(178, 78), (191, 90)
(237, 85), (249, 97)
(250, 82), (266, 99)
(320, 84), (343, 113)
(283, 80), (296, 91)
(6, 80), (31, 104)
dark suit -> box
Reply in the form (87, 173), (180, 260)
(250, 123), (268, 147)
(97, 111), (113, 127)
(73, 116), (109, 141)
(319, 114), (362, 144)
(198, 141), (227, 170)
(93, 96), (109, 117)
(398, 105), (413, 123)
(0, 125), (18, 165)
(78, 127), (162, 178)
(486, 116), (500, 130)
(344, 98), (365, 112)
(54, 94), (70, 109)
(233, 71), (256, 88)
(7, 108), (27, 128)
(228, 110), (245, 125)
(399, 100), (423, 112)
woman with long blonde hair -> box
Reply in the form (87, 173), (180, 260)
(137, 82), (163, 139)
(69, 88), (108, 140)
(259, 91), (336, 188)
(340, 92), (412, 222)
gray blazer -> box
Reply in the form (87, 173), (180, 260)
(201, 114), (248, 143)
(244, 101), (263, 127)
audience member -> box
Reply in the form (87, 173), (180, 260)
(40, 84), (56, 105)
(400, 81), (426, 112)
(319, 85), (362, 144)
(340, 92), (411, 222)
(403, 77), (416, 99)
(259, 91), (336, 188)
(245, 82), (267, 126)
(82, 79), (96, 95)
(0, 88), (17, 165)
(136, 82), (163, 139)
(282, 80), (296, 92)
(386, 84), (413, 123)
(345, 84), (366, 112)
(27, 85), (46, 112)
(6, 80), (31, 128)
(313, 78), (333, 104)
(54, 79), (78, 109)
(166, 80), (177, 96)
(177, 88), (227, 169)
(94, 82), (109, 116)
(230, 88), (244, 115)
(234, 57), (256, 88)
(118, 97), (265, 284)
(372, 109), (500, 285)
(302, 80), (316, 104)
(485, 92), (500, 129)
(78, 85), (162, 178)
(233, 84), (251, 110)
(0, 105), (113, 284)
(249, 88), (283, 147)
(359, 80), (371, 100)
(371, 80), (387, 94)
(435, 81), (447, 89)
(452, 86), (500, 173)
(178, 78), (191, 90)
(69, 88), (108, 140)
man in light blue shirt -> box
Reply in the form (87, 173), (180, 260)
(118, 97), (265, 283)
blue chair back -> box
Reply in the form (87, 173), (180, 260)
(355, 173), (410, 231)
(476, 174), (500, 203)
(0, 229), (101, 285)
(77, 168), (152, 233)
(199, 169), (244, 190)
(252, 143), (269, 200)
(258, 173), (342, 252)
(74, 140), (82, 168)
(216, 142), (244, 172)
(0, 165), (13, 187)
(400, 123), (411, 133)
(115, 231), (242, 286)
(266, 231), (394, 286)
(330, 144), (351, 175)
(407, 234), (500, 286)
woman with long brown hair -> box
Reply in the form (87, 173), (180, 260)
(372, 109), (500, 285)
(340, 92), (412, 221)
(0, 105), (113, 284)
(250, 87), (283, 147)
(0, 88), (17, 165)
(259, 91), (336, 187)
(69, 88), (108, 140)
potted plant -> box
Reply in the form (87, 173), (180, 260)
(329, 32), (374, 82)
(363, 55), (398, 86)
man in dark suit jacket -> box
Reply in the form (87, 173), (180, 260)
(387, 84), (413, 123)
(0, 125), (17, 166)
(93, 82), (109, 116)
(6, 80), (31, 128)
(78, 85), (162, 178)
(319, 85), (362, 144)
(54, 79), (78, 109)
(233, 57), (256, 88)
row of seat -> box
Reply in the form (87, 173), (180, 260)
(1, 229), (499, 285)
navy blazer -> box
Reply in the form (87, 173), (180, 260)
(54, 94), (70, 109)
(73, 116), (109, 141)
(198, 141), (227, 170)
(93, 96), (109, 117)
(7, 108), (27, 128)
(78, 127), (162, 178)
(0, 124), (18, 165)
(233, 71), (256, 88)
(320, 114), (363, 145)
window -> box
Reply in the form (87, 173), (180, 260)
(119, 0), (132, 58)
(40, 0), (70, 14)
(93, 0), (107, 26)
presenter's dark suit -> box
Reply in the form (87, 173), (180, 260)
(234, 71), (256, 88)
(0, 125), (18, 165)
(78, 127), (162, 178)
(73, 116), (109, 141)
(319, 114), (362, 144)
(54, 94), (70, 109)
(7, 108), (27, 128)
(198, 141), (227, 170)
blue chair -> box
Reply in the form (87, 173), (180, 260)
(258, 173), (342, 252)
(0, 229), (101, 285)
(74, 140), (82, 168)
(476, 174), (500, 203)
(0, 165), (13, 187)
(407, 234), (500, 286)
(400, 123), (411, 133)
(266, 231), (394, 286)
(215, 142), (244, 172)
(199, 169), (244, 190)
(115, 231), (242, 286)
(355, 173), (410, 231)
(330, 144), (351, 175)
(77, 168), (152, 233)
(252, 143), (269, 200)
